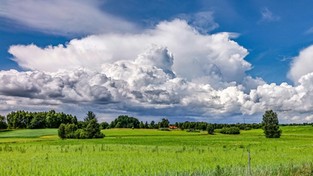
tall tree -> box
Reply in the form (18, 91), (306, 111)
(84, 111), (96, 122)
(0, 115), (7, 129)
(159, 118), (170, 128)
(58, 124), (66, 139)
(207, 124), (214, 135)
(262, 110), (282, 138)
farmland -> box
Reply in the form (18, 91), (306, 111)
(0, 126), (313, 175)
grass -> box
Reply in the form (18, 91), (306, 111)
(0, 129), (57, 138)
(0, 126), (313, 175)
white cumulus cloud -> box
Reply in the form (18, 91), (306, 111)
(288, 45), (313, 83)
(9, 19), (251, 88)
(3, 19), (313, 123)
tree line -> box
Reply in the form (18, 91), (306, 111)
(5, 110), (77, 129)
(0, 109), (306, 139)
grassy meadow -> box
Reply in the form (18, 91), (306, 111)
(0, 126), (313, 175)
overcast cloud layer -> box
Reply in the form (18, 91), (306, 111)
(1, 18), (313, 123)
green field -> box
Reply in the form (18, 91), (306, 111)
(0, 126), (313, 175)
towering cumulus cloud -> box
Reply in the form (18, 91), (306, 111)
(2, 19), (313, 123)
(288, 45), (313, 83)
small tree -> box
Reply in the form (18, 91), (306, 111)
(159, 118), (170, 128)
(207, 124), (214, 135)
(0, 115), (7, 129)
(85, 119), (104, 138)
(100, 122), (109, 129)
(262, 110), (282, 138)
(58, 123), (66, 139)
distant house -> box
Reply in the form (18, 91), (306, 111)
(169, 125), (177, 129)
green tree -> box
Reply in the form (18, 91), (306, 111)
(144, 121), (149, 129)
(149, 120), (155, 129)
(100, 122), (109, 129)
(58, 123), (66, 139)
(0, 115), (7, 129)
(207, 124), (214, 135)
(139, 121), (145, 128)
(159, 118), (170, 128)
(85, 119), (104, 138)
(262, 110), (282, 138)
(84, 111), (96, 122)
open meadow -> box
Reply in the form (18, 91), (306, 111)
(0, 126), (313, 175)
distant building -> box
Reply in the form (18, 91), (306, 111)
(169, 125), (177, 129)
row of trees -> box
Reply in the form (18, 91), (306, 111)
(0, 109), (283, 139)
(5, 110), (77, 129)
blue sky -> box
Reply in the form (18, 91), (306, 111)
(1, 0), (313, 123)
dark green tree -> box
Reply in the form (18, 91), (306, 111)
(149, 120), (155, 129)
(100, 122), (109, 129)
(262, 110), (282, 138)
(158, 118), (170, 128)
(110, 115), (140, 128)
(84, 111), (96, 122)
(58, 123), (66, 139)
(85, 119), (104, 138)
(207, 124), (214, 135)
(144, 121), (149, 129)
(0, 115), (7, 129)
(139, 121), (145, 128)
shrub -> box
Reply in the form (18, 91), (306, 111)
(186, 129), (200, 133)
(220, 127), (240, 135)
(159, 128), (170, 131)
(58, 111), (104, 139)
(58, 124), (66, 139)
(207, 124), (215, 135)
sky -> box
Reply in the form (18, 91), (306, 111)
(1, 0), (313, 123)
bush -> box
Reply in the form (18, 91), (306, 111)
(58, 123), (66, 139)
(220, 127), (240, 135)
(207, 124), (215, 135)
(186, 129), (200, 133)
(58, 111), (104, 139)
(159, 128), (170, 131)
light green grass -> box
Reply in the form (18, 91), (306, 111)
(0, 129), (57, 138)
(0, 126), (312, 175)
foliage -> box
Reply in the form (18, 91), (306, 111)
(207, 124), (214, 135)
(100, 122), (109, 129)
(0, 115), (7, 129)
(6, 110), (77, 129)
(57, 112), (104, 139)
(262, 110), (282, 138)
(109, 115), (140, 128)
(58, 124), (66, 139)
(186, 129), (200, 133)
(84, 111), (96, 122)
(220, 127), (240, 134)
(158, 118), (170, 128)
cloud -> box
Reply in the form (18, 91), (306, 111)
(288, 45), (313, 83)
(4, 19), (313, 123)
(9, 19), (251, 88)
(0, 0), (137, 35)
(177, 11), (219, 34)
(305, 27), (313, 34)
(260, 8), (280, 22)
